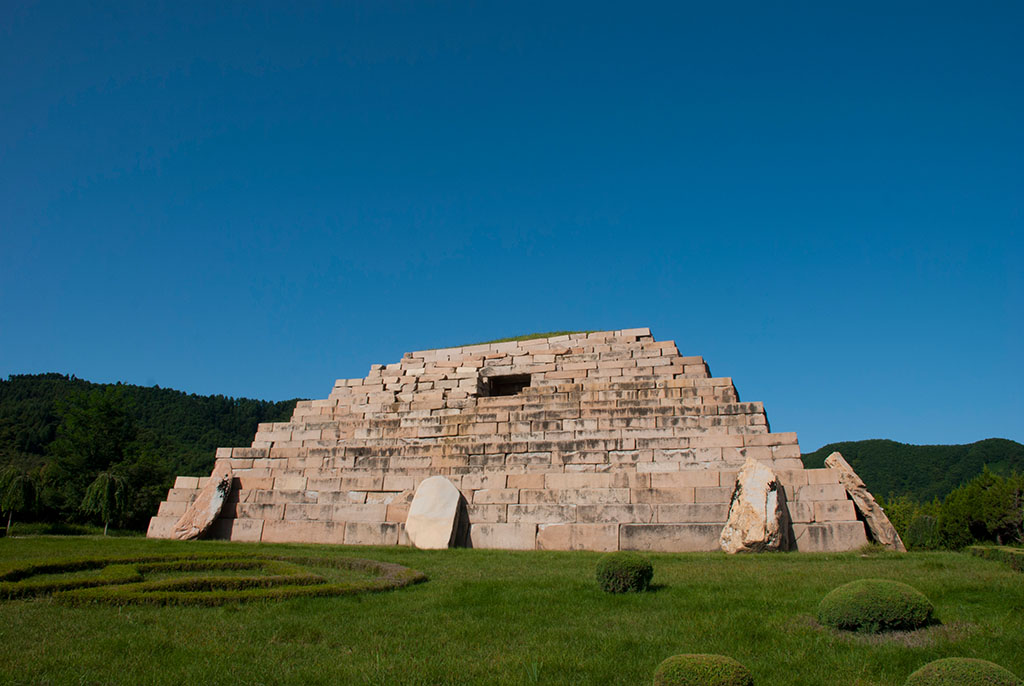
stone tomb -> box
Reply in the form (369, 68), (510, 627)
(148, 328), (875, 552)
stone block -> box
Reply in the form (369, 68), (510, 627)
(656, 503), (730, 523)
(234, 503), (285, 520)
(165, 488), (198, 503)
(467, 504), (507, 523)
(209, 517), (264, 542)
(473, 489), (519, 504)
(507, 473), (546, 489)
(805, 469), (840, 485)
(631, 487), (695, 504)
(650, 471), (720, 488)
(813, 499), (857, 522)
(576, 504), (654, 523)
(470, 523), (537, 550)
(694, 486), (734, 503)
(797, 483), (848, 501)
(146, 516), (177, 539)
(331, 503), (388, 522)
(461, 473), (509, 490)
(519, 488), (630, 505)
(544, 473), (613, 489)
(345, 522), (399, 546)
(787, 501), (815, 523)
(386, 503), (410, 522)
(507, 504), (576, 524)
(157, 501), (187, 517)
(261, 520), (347, 544)
(619, 523), (722, 552)
(537, 523), (618, 551)
(792, 522), (868, 552)
(174, 476), (200, 489)
(274, 475), (307, 490)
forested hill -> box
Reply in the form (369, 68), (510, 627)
(801, 438), (1024, 502)
(0, 373), (299, 477)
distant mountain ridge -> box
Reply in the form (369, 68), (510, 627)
(801, 438), (1024, 502)
(0, 373), (299, 476)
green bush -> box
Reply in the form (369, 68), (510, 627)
(904, 657), (1021, 685)
(595, 551), (653, 593)
(817, 579), (934, 633)
(653, 654), (754, 686)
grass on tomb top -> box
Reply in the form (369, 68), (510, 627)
(1, 536), (1023, 686)
(456, 330), (597, 347)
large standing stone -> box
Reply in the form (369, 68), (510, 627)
(172, 461), (233, 540)
(824, 452), (906, 552)
(405, 476), (465, 549)
(719, 458), (786, 553)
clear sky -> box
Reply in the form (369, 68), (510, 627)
(1, 2), (1021, 451)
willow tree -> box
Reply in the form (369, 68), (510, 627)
(81, 471), (127, 536)
(0, 467), (37, 535)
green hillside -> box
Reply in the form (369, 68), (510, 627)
(0, 373), (298, 529)
(801, 438), (1024, 502)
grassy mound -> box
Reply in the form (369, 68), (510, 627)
(457, 330), (596, 347)
(904, 657), (1021, 685)
(653, 654), (755, 686)
(0, 553), (426, 605)
(595, 551), (653, 593)
(818, 578), (934, 633)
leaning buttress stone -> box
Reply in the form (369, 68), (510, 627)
(719, 457), (786, 553)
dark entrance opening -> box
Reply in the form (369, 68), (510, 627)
(482, 374), (531, 397)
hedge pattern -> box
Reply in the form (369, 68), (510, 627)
(0, 553), (426, 606)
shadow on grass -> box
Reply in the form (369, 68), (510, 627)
(788, 613), (975, 647)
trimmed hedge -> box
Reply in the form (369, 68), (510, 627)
(904, 658), (1021, 685)
(967, 546), (1024, 573)
(653, 654), (754, 686)
(595, 551), (653, 593)
(0, 553), (427, 606)
(817, 579), (934, 633)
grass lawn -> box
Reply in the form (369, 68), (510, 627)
(0, 537), (1021, 686)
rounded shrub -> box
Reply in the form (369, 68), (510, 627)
(653, 654), (754, 686)
(817, 578), (934, 633)
(595, 551), (653, 593)
(904, 658), (1021, 685)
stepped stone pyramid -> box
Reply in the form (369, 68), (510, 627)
(148, 328), (872, 552)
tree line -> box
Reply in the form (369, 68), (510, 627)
(0, 374), (297, 532)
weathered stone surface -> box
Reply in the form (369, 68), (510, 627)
(824, 452), (906, 552)
(146, 515), (177, 538)
(719, 457), (786, 553)
(620, 523), (722, 551)
(404, 476), (465, 549)
(536, 523), (618, 551)
(171, 461), (233, 540)
(469, 522), (536, 549)
(792, 521), (868, 552)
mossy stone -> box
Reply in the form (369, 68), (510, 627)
(817, 578), (933, 633)
(653, 654), (754, 686)
(904, 657), (1021, 685)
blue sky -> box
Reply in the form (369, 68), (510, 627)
(1, 2), (1021, 451)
